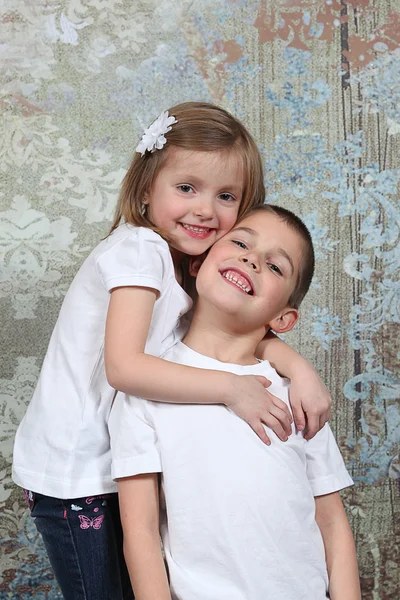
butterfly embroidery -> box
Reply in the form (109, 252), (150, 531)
(78, 515), (105, 530)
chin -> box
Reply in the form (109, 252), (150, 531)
(213, 301), (243, 315)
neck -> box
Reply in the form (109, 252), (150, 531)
(170, 246), (184, 268)
(183, 304), (266, 365)
(169, 246), (185, 285)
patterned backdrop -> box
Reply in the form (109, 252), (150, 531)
(1, 0), (399, 597)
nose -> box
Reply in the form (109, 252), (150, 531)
(239, 255), (259, 271)
(193, 195), (215, 220)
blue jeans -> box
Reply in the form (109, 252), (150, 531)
(27, 491), (134, 600)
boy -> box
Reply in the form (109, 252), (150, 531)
(108, 205), (361, 600)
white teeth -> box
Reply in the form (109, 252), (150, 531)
(182, 223), (210, 233)
(222, 272), (252, 294)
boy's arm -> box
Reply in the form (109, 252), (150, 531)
(315, 492), (361, 600)
(257, 332), (331, 439)
(118, 474), (171, 600)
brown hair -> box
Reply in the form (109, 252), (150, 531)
(109, 102), (265, 236)
(241, 204), (315, 309)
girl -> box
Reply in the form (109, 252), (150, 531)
(13, 102), (330, 600)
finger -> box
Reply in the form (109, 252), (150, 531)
(273, 397), (293, 424)
(251, 422), (271, 446)
(266, 392), (293, 423)
(255, 375), (272, 388)
(304, 414), (319, 440)
(266, 405), (292, 435)
(319, 406), (330, 426)
(291, 405), (306, 431)
(260, 415), (288, 442)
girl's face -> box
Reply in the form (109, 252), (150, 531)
(144, 147), (244, 262)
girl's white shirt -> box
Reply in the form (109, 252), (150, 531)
(12, 225), (192, 499)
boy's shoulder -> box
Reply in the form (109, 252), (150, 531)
(163, 343), (289, 389)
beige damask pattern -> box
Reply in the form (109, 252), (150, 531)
(1, 1), (399, 597)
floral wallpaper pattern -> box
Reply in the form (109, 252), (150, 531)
(1, 0), (399, 597)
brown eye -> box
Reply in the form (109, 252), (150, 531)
(178, 185), (194, 193)
(233, 240), (247, 249)
(269, 264), (282, 275)
(219, 193), (236, 202)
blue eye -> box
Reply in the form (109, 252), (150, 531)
(178, 185), (194, 193)
(233, 240), (247, 249)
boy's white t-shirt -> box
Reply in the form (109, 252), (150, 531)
(109, 342), (354, 600)
(12, 225), (192, 498)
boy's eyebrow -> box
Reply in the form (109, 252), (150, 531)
(231, 226), (257, 236)
(231, 226), (295, 274)
(276, 249), (294, 275)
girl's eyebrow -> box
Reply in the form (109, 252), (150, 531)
(174, 174), (203, 184)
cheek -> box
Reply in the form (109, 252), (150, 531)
(150, 196), (175, 219)
(216, 208), (240, 238)
(260, 279), (281, 301)
(194, 270), (210, 297)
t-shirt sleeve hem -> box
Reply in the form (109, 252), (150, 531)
(310, 469), (354, 497)
(95, 227), (166, 291)
(104, 275), (163, 293)
(112, 452), (162, 480)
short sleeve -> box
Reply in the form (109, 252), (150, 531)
(96, 227), (167, 293)
(305, 424), (354, 497)
(108, 392), (162, 480)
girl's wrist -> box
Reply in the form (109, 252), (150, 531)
(283, 355), (315, 379)
(219, 372), (239, 407)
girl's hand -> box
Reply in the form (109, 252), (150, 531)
(225, 375), (293, 446)
(256, 333), (332, 440)
(288, 366), (332, 440)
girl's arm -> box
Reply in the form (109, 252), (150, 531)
(315, 492), (361, 600)
(105, 287), (293, 445)
(257, 332), (331, 439)
(118, 474), (171, 600)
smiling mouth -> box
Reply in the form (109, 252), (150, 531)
(179, 223), (214, 239)
(181, 223), (213, 233)
(220, 269), (254, 295)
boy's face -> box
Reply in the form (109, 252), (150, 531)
(195, 211), (304, 332)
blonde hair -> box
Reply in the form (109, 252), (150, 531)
(109, 102), (265, 236)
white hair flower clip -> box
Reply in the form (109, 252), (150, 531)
(136, 111), (178, 156)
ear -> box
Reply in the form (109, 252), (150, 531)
(268, 308), (299, 334)
(188, 252), (207, 277)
